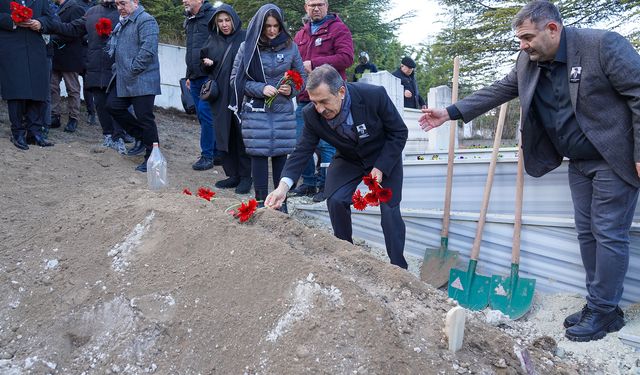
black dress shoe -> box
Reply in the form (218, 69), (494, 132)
(565, 307), (625, 342)
(50, 115), (61, 129)
(34, 135), (54, 147)
(564, 305), (624, 328)
(234, 176), (253, 194)
(64, 118), (78, 133)
(10, 135), (29, 150)
(215, 176), (240, 189)
(127, 140), (145, 156)
(135, 161), (147, 173)
(289, 184), (317, 197)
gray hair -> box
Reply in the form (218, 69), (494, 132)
(512, 1), (563, 29)
(306, 64), (344, 95)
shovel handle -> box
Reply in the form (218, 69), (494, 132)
(442, 56), (460, 237)
(470, 102), (509, 260)
(512, 111), (524, 264)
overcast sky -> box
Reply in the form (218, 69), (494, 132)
(386, 0), (446, 46)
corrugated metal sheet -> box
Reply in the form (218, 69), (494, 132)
(295, 154), (640, 307)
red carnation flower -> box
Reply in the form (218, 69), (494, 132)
(196, 187), (216, 201)
(183, 188), (192, 196)
(362, 175), (377, 189)
(236, 199), (258, 223)
(95, 17), (113, 38)
(364, 191), (380, 206)
(285, 69), (304, 91)
(10, 2), (33, 23)
(352, 189), (368, 211)
(377, 187), (392, 203)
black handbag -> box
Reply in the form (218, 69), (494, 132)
(180, 78), (196, 114)
(199, 43), (233, 101)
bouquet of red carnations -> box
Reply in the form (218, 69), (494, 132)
(95, 17), (113, 38)
(352, 175), (393, 211)
(10, 2), (33, 23)
(265, 69), (303, 108)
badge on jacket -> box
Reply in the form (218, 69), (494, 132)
(315, 38), (322, 47)
(569, 66), (582, 83)
(356, 123), (370, 139)
(276, 54), (284, 63)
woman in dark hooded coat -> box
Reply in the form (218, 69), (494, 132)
(230, 3), (306, 209)
(200, 4), (252, 194)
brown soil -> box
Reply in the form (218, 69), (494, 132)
(0, 101), (629, 374)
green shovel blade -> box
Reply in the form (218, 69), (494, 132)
(489, 264), (536, 320)
(420, 237), (459, 288)
(448, 260), (491, 311)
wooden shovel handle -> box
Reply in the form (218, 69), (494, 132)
(470, 102), (509, 260)
(442, 56), (460, 237)
(512, 110), (524, 264)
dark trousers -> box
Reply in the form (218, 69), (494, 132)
(251, 154), (287, 194)
(106, 88), (158, 158)
(7, 99), (46, 137)
(325, 164), (407, 269)
(568, 159), (639, 312)
(222, 118), (251, 178)
(81, 73), (95, 116)
(92, 88), (124, 139)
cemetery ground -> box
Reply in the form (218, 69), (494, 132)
(0, 101), (638, 374)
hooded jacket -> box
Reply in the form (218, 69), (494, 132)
(199, 4), (245, 152)
(230, 3), (306, 157)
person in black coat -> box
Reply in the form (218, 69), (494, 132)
(49, 0), (86, 133)
(183, 0), (217, 171)
(392, 56), (426, 109)
(200, 4), (251, 192)
(265, 64), (409, 269)
(0, 0), (55, 149)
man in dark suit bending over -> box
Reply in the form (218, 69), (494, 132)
(419, 1), (640, 342)
(265, 64), (409, 269)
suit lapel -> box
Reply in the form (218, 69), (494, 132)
(519, 54), (540, 123)
(348, 85), (366, 144)
(565, 28), (581, 113)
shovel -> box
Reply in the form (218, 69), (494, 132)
(420, 56), (461, 288)
(489, 130), (536, 319)
(448, 102), (509, 310)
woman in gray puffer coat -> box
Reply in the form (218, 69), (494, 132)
(230, 3), (305, 208)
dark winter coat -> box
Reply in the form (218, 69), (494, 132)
(293, 13), (353, 102)
(392, 68), (425, 109)
(184, 1), (215, 80)
(199, 4), (244, 152)
(44, 1), (119, 89)
(0, 0), (53, 101)
(51, 0), (86, 73)
(230, 4), (306, 157)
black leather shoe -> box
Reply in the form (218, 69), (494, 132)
(565, 307), (625, 342)
(215, 176), (240, 189)
(64, 118), (78, 133)
(135, 161), (147, 173)
(50, 115), (61, 129)
(564, 305), (624, 328)
(10, 135), (29, 150)
(192, 156), (214, 171)
(289, 184), (317, 197)
(312, 189), (326, 203)
(235, 176), (253, 194)
(34, 135), (54, 147)
(127, 140), (145, 156)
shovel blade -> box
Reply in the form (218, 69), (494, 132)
(420, 242), (459, 288)
(448, 260), (491, 311)
(489, 265), (536, 320)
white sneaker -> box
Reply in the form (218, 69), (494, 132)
(102, 134), (113, 148)
(112, 137), (127, 155)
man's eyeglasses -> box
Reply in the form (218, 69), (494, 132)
(306, 3), (326, 9)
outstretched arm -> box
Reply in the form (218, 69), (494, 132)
(418, 107), (451, 132)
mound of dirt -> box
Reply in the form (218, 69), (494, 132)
(0, 102), (635, 374)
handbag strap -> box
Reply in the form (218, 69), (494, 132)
(213, 43), (234, 81)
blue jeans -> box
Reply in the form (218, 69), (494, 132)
(295, 101), (335, 187)
(568, 159), (639, 312)
(189, 77), (216, 159)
